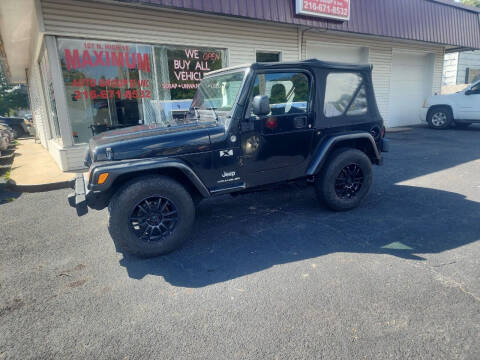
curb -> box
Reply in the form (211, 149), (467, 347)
(386, 127), (414, 133)
(6, 179), (74, 193)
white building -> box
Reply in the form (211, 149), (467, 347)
(443, 50), (480, 86)
(1, 0), (479, 171)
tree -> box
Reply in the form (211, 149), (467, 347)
(0, 68), (29, 116)
(462, 0), (480, 8)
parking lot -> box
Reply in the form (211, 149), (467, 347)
(1, 126), (479, 359)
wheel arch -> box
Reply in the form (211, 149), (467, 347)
(307, 133), (381, 176)
(428, 104), (454, 120)
(89, 159), (210, 209)
(111, 166), (207, 199)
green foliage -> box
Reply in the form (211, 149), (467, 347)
(462, 0), (480, 7)
(0, 69), (29, 116)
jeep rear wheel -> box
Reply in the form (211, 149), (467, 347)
(316, 148), (372, 211)
(108, 176), (195, 257)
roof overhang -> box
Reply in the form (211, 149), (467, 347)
(1, 0), (479, 84)
(109, 0), (480, 50)
(0, 0), (35, 84)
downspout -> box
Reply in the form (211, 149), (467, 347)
(298, 27), (313, 60)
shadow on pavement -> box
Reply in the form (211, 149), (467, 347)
(118, 127), (480, 287)
(0, 187), (22, 205)
(0, 147), (22, 205)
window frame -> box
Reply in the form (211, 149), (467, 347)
(246, 68), (315, 119)
(323, 71), (370, 119)
(55, 36), (229, 144)
(38, 43), (63, 141)
(255, 50), (282, 63)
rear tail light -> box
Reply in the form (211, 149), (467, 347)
(265, 117), (278, 130)
(381, 126), (386, 138)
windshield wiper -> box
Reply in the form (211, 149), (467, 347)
(207, 106), (219, 122)
(192, 107), (201, 122)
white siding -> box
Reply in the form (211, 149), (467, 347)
(28, 58), (49, 148)
(27, 8), (49, 149)
(65, 144), (89, 171)
(442, 52), (459, 86)
(41, 0), (300, 66)
(457, 50), (480, 84)
(303, 31), (444, 125)
(36, 0), (449, 169)
(433, 49), (444, 95)
(40, 0), (302, 170)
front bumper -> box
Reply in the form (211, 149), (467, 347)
(67, 173), (89, 216)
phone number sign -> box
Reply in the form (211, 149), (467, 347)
(296, 0), (350, 21)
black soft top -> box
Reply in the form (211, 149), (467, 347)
(251, 59), (372, 72)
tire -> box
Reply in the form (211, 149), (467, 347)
(427, 107), (452, 129)
(455, 122), (472, 129)
(12, 125), (25, 137)
(108, 175), (195, 257)
(315, 148), (373, 211)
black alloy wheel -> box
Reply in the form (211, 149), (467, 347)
(108, 176), (195, 257)
(334, 163), (364, 199)
(129, 196), (178, 242)
(315, 148), (373, 211)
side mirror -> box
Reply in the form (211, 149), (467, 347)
(465, 90), (473, 96)
(252, 95), (270, 116)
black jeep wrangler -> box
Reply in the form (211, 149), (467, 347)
(69, 59), (389, 257)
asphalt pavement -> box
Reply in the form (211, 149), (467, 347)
(0, 125), (479, 359)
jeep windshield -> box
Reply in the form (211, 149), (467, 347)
(188, 69), (248, 127)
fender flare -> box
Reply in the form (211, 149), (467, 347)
(88, 157), (211, 197)
(427, 104), (455, 120)
(306, 132), (381, 176)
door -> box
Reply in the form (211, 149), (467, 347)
(456, 82), (480, 120)
(389, 51), (434, 127)
(240, 71), (314, 186)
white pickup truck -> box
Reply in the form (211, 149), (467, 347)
(420, 80), (480, 129)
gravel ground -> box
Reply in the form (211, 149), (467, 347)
(0, 126), (479, 359)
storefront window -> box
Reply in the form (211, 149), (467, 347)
(57, 38), (226, 144)
(152, 45), (225, 123)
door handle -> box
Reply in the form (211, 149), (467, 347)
(293, 116), (307, 129)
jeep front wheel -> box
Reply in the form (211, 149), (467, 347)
(108, 176), (195, 257)
(315, 148), (373, 211)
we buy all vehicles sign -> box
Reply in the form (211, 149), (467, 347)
(296, 0), (350, 21)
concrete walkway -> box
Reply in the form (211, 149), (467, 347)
(8, 139), (74, 191)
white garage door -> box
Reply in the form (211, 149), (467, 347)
(306, 42), (369, 64)
(389, 51), (434, 127)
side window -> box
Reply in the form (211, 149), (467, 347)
(324, 72), (368, 117)
(251, 72), (310, 116)
(256, 51), (281, 63)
